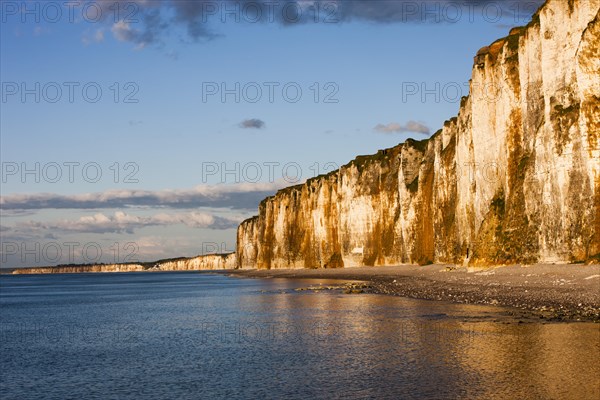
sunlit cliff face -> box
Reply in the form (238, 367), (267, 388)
(237, 0), (600, 269)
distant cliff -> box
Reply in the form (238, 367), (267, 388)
(11, 264), (147, 275)
(237, 0), (600, 269)
(10, 254), (236, 275)
(155, 254), (236, 271)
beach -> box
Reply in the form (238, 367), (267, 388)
(224, 264), (600, 322)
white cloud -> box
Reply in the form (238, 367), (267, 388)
(374, 121), (430, 135)
(10, 210), (240, 235)
(0, 182), (285, 211)
(111, 20), (134, 42)
(94, 29), (105, 42)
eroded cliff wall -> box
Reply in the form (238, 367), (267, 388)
(237, 0), (600, 269)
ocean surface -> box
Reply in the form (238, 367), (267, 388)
(1, 272), (599, 399)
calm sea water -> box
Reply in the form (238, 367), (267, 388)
(1, 272), (599, 399)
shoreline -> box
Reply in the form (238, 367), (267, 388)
(221, 264), (600, 322)
(4, 263), (599, 322)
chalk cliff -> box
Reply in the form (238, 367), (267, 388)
(236, 0), (600, 269)
(11, 254), (236, 274)
(11, 263), (147, 274)
(154, 253), (236, 271)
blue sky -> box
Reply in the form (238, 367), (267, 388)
(0, 0), (542, 268)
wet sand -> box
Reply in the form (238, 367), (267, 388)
(222, 264), (600, 322)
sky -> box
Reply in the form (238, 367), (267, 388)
(0, 0), (543, 268)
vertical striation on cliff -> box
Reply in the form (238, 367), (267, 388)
(237, 0), (600, 269)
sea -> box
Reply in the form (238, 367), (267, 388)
(1, 272), (599, 399)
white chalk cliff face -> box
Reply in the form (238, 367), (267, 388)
(155, 254), (236, 271)
(11, 254), (237, 274)
(237, 0), (600, 269)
